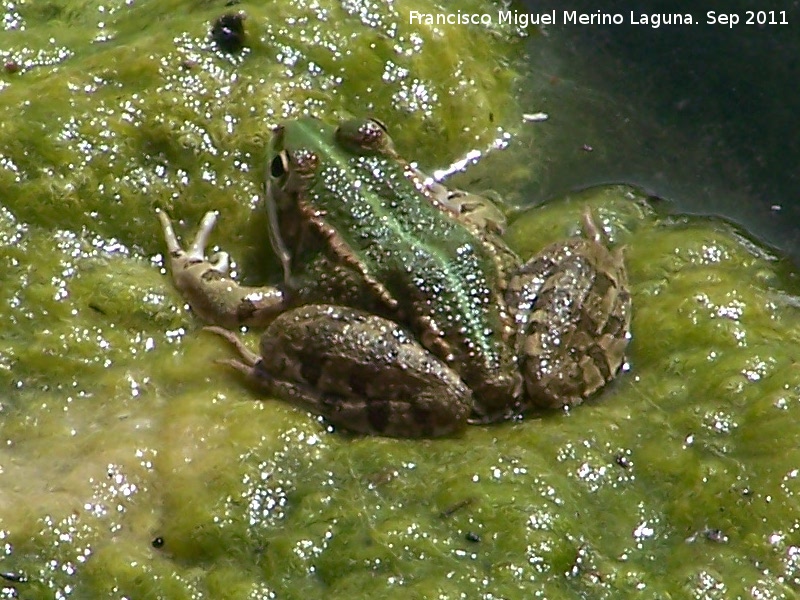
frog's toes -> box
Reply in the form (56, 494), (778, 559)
(156, 209), (183, 256)
(204, 325), (260, 367)
(215, 357), (258, 378)
(187, 211), (220, 261)
(581, 207), (603, 243)
(208, 251), (230, 274)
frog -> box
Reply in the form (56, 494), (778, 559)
(157, 117), (631, 437)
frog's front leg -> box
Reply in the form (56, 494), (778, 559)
(157, 210), (288, 328)
(206, 305), (473, 438)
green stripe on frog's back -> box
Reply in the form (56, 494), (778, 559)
(292, 120), (514, 386)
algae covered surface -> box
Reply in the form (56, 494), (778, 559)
(2, 1), (800, 598)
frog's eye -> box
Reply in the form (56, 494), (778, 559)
(336, 118), (394, 156)
(368, 118), (388, 134)
(270, 151), (289, 178)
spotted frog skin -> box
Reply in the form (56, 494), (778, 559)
(158, 118), (631, 437)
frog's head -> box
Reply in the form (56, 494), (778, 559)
(267, 117), (397, 206)
(267, 118), (327, 200)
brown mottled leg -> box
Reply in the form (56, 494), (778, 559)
(208, 305), (473, 437)
(506, 211), (631, 409)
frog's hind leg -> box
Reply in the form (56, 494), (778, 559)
(506, 216), (631, 409)
(257, 305), (474, 438)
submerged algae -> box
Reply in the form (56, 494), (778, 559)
(2, 1), (800, 599)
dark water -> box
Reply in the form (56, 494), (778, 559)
(516, 0), (800, 266)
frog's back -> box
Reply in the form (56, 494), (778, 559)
(304, 152), (520, 416)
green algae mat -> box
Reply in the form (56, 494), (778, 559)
(2, 1), (800, 598)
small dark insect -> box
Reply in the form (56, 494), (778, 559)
(0, 571), (26, 583)
(151, 536), (164, 548)
(465, 531), (481, 543)
(211, 12), (247, 53)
